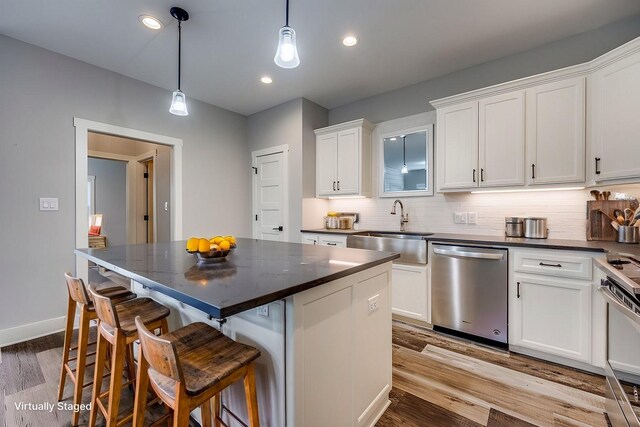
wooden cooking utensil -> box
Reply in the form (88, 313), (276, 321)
(590, 190), (601, 200)
(602, 191), (611, 201)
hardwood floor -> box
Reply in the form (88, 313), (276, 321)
(0, 319), (609, 426)
(377, 321), (609, 427)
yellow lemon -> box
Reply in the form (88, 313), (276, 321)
(186, 237), (199, 252)
(212, 236), (224, 245)
(219, 240), (231, 251)
(198, 238), (210, 253)
(226, 236), (236, 245)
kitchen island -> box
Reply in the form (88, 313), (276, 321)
(76, 238), (398, 427)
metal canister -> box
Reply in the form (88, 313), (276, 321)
(618, 226), (640, 244)
(505, 217), (524, 237)
(524, 217), (548, 239)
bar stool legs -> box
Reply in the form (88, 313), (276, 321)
(57, 295), (77, 402)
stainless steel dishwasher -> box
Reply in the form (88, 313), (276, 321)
(431, 243), (508, 345)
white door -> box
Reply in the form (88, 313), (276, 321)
(436, 101), (479, 190)
(526, 77), (585, 185)
(254, 151), (285, 241)
(510, 274), (591, 363)
(336, 128), (360, 195)
(590, 50), (640, 182)
(316, 133), (338, 196)
(479, 91), (525, 187)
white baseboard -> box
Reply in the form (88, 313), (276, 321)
(0, 316), (67, 347)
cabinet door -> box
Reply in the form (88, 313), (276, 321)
(590, 51), (640, 182)
(301, 234), (319, 245)
(391, 264), (429, 323)
(316, 133), (338, 196)
(436, 101), (479, 190)
(319, 235), (347, 248)
(511, 274), (591, 363)
(336, 128), (360, 195)
(479, 91), (525, 187)
(527, 77), (585, 185)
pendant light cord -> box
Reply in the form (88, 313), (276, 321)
(177, 20), (182, 91)
(285, 0), (289, 27)
(403, 136), (406, 166)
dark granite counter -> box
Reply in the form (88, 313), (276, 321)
(76, 239), (398, 319)
(301, 228), (364, 235)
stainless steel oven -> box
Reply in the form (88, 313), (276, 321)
(600, 255), (640, 427)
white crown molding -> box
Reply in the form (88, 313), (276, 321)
(314, 118), (375, 135)
(430, 36), (640, 109)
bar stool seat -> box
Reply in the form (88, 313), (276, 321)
(100, 298), (171, 337)
(134, 321), (261, 427)
(152, 322), (260, 397)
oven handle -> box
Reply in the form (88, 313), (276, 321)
(599, 286), (640, 326)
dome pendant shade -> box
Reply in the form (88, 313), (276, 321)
(169, 90), (188, 116)
(274, 26), (300, 68)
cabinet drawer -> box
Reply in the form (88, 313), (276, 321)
(319, 235), (347, 248)
(513, 251), (592, 280)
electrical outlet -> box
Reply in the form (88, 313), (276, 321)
(368, 294), (380, 313)
(40, 197), (58, 211)
(467, 212), (477, 224)
(257, 305), (269, 317)
(454, 212), (467, 224)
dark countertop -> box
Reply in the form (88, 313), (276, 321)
(303, 229), (640, 255)
(301, 229), (364, 235)
(76, 239), (398, 319)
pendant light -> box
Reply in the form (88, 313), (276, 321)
(274, 0), (300, 68)
(169, 7), (189, 116)
(401, 135), (409, 174)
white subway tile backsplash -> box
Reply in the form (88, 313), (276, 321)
(328, 185), (640, 240)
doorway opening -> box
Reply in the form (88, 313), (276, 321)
(75, 118), (183, 280)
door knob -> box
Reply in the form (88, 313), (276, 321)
(272, 226), (283, 231)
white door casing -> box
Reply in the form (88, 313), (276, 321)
(252, 145), (289, 242)
(75, 118), (183, 283)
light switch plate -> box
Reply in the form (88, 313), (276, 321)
(454, 212), (467, 224)
(257, 305), (269, 317)
(467, 212), (477, 224)
(40, 197), (58, 211)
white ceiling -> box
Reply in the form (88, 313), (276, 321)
(1, 0), (639, 115)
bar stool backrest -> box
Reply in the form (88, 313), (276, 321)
(135, 316), (184, 384)
(64, 273), (91, 306)
(88, 284), (120, 329)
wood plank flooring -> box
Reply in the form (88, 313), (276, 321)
(377, 321), (609, 427)
(1, 319), (609, 426)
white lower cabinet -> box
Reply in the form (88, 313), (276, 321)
(510, 273), (591, 363)
(391, 263), (430, 323)
(301, 233), (347, 247)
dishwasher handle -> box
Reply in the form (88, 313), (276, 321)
(433, 247), (505, 260)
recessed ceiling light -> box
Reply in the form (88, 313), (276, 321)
(139, 15), (163, 30)
(260, 76), (273, 84)
(342, 36), (358, 47)
(390, 137), (397, 141)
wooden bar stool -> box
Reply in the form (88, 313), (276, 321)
(58, 273), (136, 426)
(88, 285), (171, 427)
(133, 319), (261, 427)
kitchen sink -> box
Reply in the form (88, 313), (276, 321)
(346, 231), (431, 264)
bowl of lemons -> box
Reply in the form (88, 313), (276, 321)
(186, 235), (237, 264)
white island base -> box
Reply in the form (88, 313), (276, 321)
(132, 262), (392, 427)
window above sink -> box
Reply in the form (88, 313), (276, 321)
(376, 113), (434, 198)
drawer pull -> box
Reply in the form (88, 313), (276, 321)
(517, 282), (521, 298)
(326, 242), (337, 246)
(539, 262), (562, 268)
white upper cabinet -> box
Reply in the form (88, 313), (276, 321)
(315, 119), (373, 198)
(589, 46), (640, 182)
(527, 77), (585, 185)
(479, 91), (525, 187)
(436, 101), (479, 190)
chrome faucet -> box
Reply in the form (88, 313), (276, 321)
(390, 199), (409, 232)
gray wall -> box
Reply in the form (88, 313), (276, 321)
(247, 98), (328, 242)
(88, 158), (127, 246)
(0, 35), (249, 333)
(329, 14), (640, 124)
